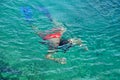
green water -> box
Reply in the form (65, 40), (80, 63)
(0, 0), (120, 80)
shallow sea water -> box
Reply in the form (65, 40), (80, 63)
(0, 0), (120, 80)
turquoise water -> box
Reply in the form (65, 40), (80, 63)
(0, 0), (120, 80)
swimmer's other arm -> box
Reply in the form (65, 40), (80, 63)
(79, 44), (89, 51)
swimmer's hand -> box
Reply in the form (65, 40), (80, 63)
(54, 58), (66, 64)
(80, 44), (89, 51)
(84, 46), (89, 51)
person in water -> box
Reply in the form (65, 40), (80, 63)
(31, 20), (88, 64)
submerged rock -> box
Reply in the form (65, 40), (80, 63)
(0, 60), (22, 80)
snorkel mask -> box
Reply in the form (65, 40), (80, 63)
(69, 38), (82, 45)
(69, 38), (88, 51)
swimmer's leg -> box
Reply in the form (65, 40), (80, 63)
(31, 26), (46, 38)
(30, 26), (63, 38)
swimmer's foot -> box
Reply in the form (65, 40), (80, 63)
(54, 58), (66, 64)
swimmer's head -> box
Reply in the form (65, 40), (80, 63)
(69, 38), (88, 51)
(69, 38), (82, 45)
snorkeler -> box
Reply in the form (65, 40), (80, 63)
(21, 6), (88, 64)
(31, 20), (88, 64)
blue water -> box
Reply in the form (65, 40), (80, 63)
(0, 0), (120, 80)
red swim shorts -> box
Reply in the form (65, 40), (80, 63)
(44, 32), (62, 40)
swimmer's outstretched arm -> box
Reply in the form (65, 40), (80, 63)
(46, 51), (66, 64)
(80, 44), (89, 51)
